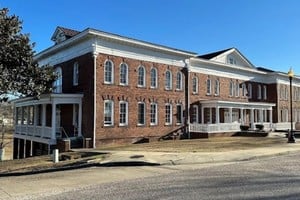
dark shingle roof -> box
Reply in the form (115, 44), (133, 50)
(57, 26), (80, 38)
(256, 67), (274, 73)
(197, 48), (233, 59)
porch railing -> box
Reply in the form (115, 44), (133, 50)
(15, 125), (53, 139)
(273, 122), (294, 131)
(189, 123), (241, 133)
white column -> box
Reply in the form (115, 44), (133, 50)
(78, 103), (82, 137)
(30, 140), (33, 157)
(229, 107), (233, 123)
(51, 103), (57, 140)
(34, 105), (38, 126)
(216, 106), (220, 124)
(259, 109), (263, 123)
(201, 107), (204, 124)
(209, 108), (212, 123)
(42, 104), (46, 138)
(250, 108), (254, 129)
(240, 108), (244, 125)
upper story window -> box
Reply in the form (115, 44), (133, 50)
(120, 63), (128, 85)
(214, 79), (220, 96)
(137, 66), (145, 87)
(229, 80), (234, 96)
(263, 85), (267, 100)
(257, 84), (262, 99)
(228, 56), (236, 65)
(53, 67), (62, 93)
(104, 100), (114, 126)
(192, 77), (198, 94)
(248, 83), (252, 99)
(150, 67), (158, 88)
(73, 62), (79, 86)
(165, 70), (172, 90)
(235, 81), (239, 97)
(206, 78), (211, 95)
(176, 72), (183, 90)
(242, 83), (247, 97)
(104, 60), (114, 84)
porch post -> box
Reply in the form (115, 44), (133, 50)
(201, 107), (204, 124)
(269, 108), (273, 130)
(51, 103), (57, 140)
(250, 108), (254, 129)
(216, 106), (220, 124)
(34, 105), (38, 126)
(259, 109), (263, 123)
(78, 103), (82, 137)
(229, 107), (233, 123)
(42, 104), (46, 137)
(209, 108), (212, 123)
(240, 108), (244, 125)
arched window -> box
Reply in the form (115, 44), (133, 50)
(229, 80), (234, 96)
(242, 83), (247, 97)
(192, 77), (198, 94)
(53, 67), (62, 93)
(248, 83), (252, 98)
(176, 72), (183, 90)
(257, 84), (262, 99)
(104, 60), (114, 84)
(104, 100), (114, 126)
(165, 70), (172, 90)
(150, 67), (157, 88)
(137, 66), (145, 87)
(73, 62), (79, 86)
(214, 79), (220, 96)
(120, 63), (128, 85)
(206, 78), (211, 95)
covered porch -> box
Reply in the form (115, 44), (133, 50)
(189, 100), (276, 134)
(13, 93), (83, 157)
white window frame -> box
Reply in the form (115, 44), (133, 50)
(258, 84), (262, 99)
(235, 81), (239, 97)
(104, 100), (114, 126)
(150, 67), (158, 88)
(192, 77), (198, 94)
(248, 83), (252, 99)
(214, 79), (220, 96)
(229, 81), (234, 96)
(165, 103), (172, 125)
(104, 60), (114, 84)
(191, 105), (198, 123)
(119, 101), (128, 126)
(119, 63), (128, 86)
(73, 62), (79, 86)
(165, 70), (172, 90)
(53, 67), (62, 93)
(137, 66), (146, 87)
(137, 102), (146, 126)
(242, 83), (247, 97)
(263, 85), (267, 100)
(150, 103), (158, 126)
(206, 78), (211, 95)
(176, 72), (183, 90)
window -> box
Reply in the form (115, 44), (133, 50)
(73, 62), (79, 86)
(206, 78), (211, 95)
(263, 85), (267, 100)
(214, 79), (220, 96)
(228, 57), (236, 65)
(229, 81), (234, 96)
(165, 103), (172, 125)
(176, 104), (183, 124)
(137, 102), (145, 125)
(257, 84), (262, 99)
(235, 81), (239, 97)
(150, 67), (158, 88)
(242, 83), (247, 97)
(191, 105), (198, 123)
(120, 63), (128, 85)
(104, 100), (114, 126)
(119, 101), (128, 126)
(53, 67), (62, 93)
(137, 66), (145, 87)
(165, 70), (172, 90)
(104, 60), (114, 84)
(248, 83), (252, 98)
(150, 103), (158, 125)
(192, 77), (198, 94)
(176, 72), (183, 90)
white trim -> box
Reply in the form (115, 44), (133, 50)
(119, 63), (128, 86)
(104, 100), (114, 126)
(165, 103), (172, 125)
(119, 101), (128, 126)
(150, 102), (158, 126)
(104, 59), (114, 84)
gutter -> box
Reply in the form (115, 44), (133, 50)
(93, 41), (97, 148)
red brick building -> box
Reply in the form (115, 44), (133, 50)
(13, 27), (300, 158)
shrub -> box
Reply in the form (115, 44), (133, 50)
(240, 125), (249, 131)
(255, 124), (264, 131)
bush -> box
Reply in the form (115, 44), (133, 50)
(255, 124), (264, 131)
(240, 125), (249, 131)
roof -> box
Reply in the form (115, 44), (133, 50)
(197, 48), (233, 59)
(57, 26), (80, 37)
(256, 67), (275, 73)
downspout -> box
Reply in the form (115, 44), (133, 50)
(92, 42), (97, 148)
(184, 59), (191, 139)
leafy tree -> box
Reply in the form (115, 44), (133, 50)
(0, 8), (56, 101)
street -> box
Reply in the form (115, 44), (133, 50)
(1, 152), (300, 200)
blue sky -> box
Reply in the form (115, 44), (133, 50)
(1, 0), (300, 75)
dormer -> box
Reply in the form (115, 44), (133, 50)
(51, 26), (80, 45)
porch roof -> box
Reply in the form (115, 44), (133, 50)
(199, 100), (276, 110)
(13, 93), (84, 107)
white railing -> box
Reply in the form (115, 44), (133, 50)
(273, 122), (294, 131)
(15, 125), (53, 139)
(253, 122), (272, 131)
(189, 123), (241, 133)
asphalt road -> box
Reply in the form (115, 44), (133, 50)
(17, 153), (300, 200)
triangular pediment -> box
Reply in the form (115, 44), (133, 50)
(198, 48), (255, 69)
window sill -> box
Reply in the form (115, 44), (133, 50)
(192, 92), (198, 95)
(164, 123), (172, 126)
(103, 124), (114, 128)
(136, 124), (145, 127)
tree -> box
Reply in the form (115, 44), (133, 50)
(0, 8), (56, 101)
